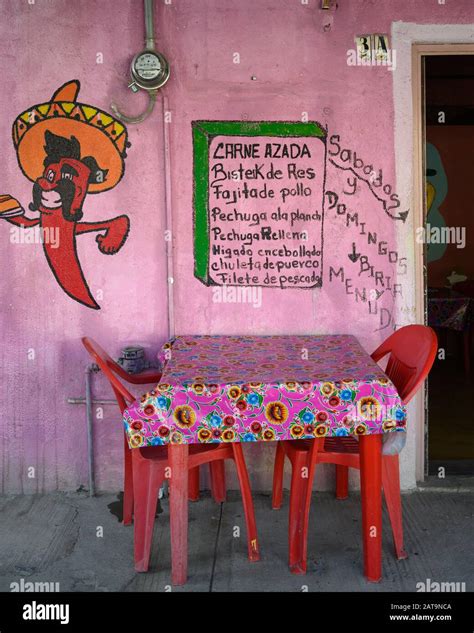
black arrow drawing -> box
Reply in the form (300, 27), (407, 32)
(329, 158), (409, 222)
(348, 243), (360, 263)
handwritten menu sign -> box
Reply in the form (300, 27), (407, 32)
(193, 121), (327, 288)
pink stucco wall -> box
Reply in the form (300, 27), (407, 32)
(0, 0), (473, 493)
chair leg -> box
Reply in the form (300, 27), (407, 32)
(133, 457), (163, 573)
(359, 434), (383, 582)
(335, 465), (349, 500)
(272, 442), (285, 509)
(210, 460), (227, 503)
(382, 454), (407, 560)
(231, 443), (260, 561)
(188, 466), (200, 502)
(169, 445), (189, 585)
(123, 436), (134, 526)
(288, 452), (307, 573)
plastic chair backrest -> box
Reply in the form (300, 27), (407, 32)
(371, 325), (438, 404)
(82, 337), (135, 414)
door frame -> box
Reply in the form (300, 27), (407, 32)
(411, 42), (474, 478)
(391, 22), (474, 484)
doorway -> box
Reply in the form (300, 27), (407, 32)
(422, 53), (474, 475)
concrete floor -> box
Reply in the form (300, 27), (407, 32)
(0, 486), (472, 593)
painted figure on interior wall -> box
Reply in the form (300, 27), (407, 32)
(0, 80), (131, 309)
(425, 142), (448, 263)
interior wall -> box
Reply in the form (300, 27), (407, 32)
(425, 55), (474, 286)
(1, 0), (473, 494)
(426, 126), (474, 286)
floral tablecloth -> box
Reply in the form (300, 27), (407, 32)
(122, 335), (406, 448)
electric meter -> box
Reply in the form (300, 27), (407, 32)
(129, 50), (170, 92)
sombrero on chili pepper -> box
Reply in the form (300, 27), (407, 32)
(12, 80), (129, 193)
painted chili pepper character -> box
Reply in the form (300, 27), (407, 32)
(0, 80), (131, 309)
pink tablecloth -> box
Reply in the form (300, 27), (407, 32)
(122, 335), (406, 448)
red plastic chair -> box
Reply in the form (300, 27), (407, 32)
(271, 325), (438, 575)
(81, 338), (221, 523)
(82, 337), (259, 582)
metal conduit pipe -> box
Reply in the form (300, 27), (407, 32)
(144, 0), (155, 51)
(111, 0), (169, 124)
(67, 363), (108, 497)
